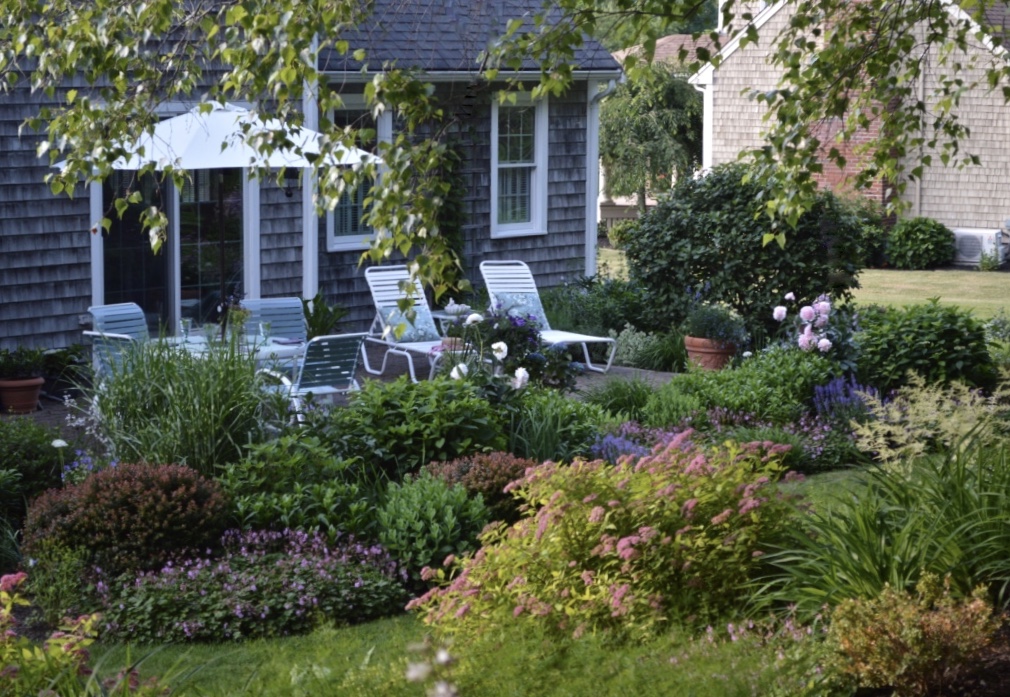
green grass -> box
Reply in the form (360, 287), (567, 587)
(92, 614), (811, 696)
(597, 247), (628, 280)
(852, 268), (1010, 318)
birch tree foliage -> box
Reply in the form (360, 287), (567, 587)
(495, 0), (1010, 244)
(0, 0), (460, 300)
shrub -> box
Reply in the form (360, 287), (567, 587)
(410, 435), (799, 640)
(886, 216), (955, 269)
(643, 347), (837, 427)
(425, 452), (536, 525)
(856, 300), (995, 392)
(760, 440), (1010, 617)
(825, 575), (997, 696)
(79, 339), (283, 473)
(581, 377), (655, 422)
(376, 472), (489, 584)
(24, 462), (230, 578)
(313, 377), (505, 481)
(539, 276), (647, 339)
(23, 540), (89, 625)
(509, 388), (609, 462)
(0, 416), (63, 525)
(99, 529), (407, 642)
(623, 163), (862, 338)
(219, 433), (378, 540)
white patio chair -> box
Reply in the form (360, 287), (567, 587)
(363, 266), (445, 382)
(83, 303), (150, 380)
(479, 260), (617, 373)
(239, 297), (308, 342)
(259, 333), (366, 416)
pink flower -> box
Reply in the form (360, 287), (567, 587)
(0, 572), (27, 593)
(814, 300), (831, 316)
(588, 506), (606, 523)
(799, 306), (816, 322)
(710, 508), (733, 525)
(817, 338), (832, 352)
(773, 306), (787, 322)
(784, 292), (796, 302)
(798, 333), (815, 351)
(681, 498), (698, 519)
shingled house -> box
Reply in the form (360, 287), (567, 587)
(0, 0), (621, 350)
(689, 1), (1010, 242)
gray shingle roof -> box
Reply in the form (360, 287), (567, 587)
(318, 0), (620, 75)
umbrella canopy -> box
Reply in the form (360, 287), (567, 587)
(110, 102), (371, 170)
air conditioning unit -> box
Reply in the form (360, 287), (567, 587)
(951, 228), (1005, 267)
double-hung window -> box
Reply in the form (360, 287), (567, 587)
(491, 93), (548, 238)
(326, 99), (392, 252)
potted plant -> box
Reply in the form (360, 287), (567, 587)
(0, 346), (46, 413)
(682, 303), (748, 370)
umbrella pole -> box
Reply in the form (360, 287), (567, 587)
(218, 170), (229, 340)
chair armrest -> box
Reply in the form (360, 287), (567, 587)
(256, 368), (293, 387)
(83, 331), (135, 341)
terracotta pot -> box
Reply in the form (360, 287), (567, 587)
(0, 377), (45, 414)
(684, 336), (735, 371)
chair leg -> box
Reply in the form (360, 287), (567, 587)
(361, 340), (392, 376)
(579, 341), (616, 373)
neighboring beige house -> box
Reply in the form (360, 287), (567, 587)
(689, 1), (1010, 262)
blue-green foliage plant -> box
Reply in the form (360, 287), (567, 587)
(99, 529), (408, 643)
(623, 163), (863, 337)
(309, 376), (505, 481)
(855, 300), (996, 392)
(376, 471), (489, 585)
(643, 347), (837, 428)
(219, 433), (377, 540)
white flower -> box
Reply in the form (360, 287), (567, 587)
(491, 341), (508, 361)
(434, 648), (452, 666)
(51, 439), (68, 449)
(512, 366), (530, 390)
(817, 338), (833, 352)
(772, 306), (787, 322)
(431, 681), (458, 697)
(742, 351), (753, 358)
(784, 292), (796, 302)
(405, 663), (431, 682)
(464, 313), (483, 326)
(449, 363), (469, 380)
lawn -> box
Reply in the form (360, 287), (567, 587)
(848, 268), (1010, 318)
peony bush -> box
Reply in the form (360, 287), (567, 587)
(410, 432), (800, 641)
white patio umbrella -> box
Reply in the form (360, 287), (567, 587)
(111, 102), (371, 170)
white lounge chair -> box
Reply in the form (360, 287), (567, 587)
(83, 303), (150, 379)
(239, 297), (308, 343)
(479, 260), (616, 373)
(363, 266), (445, 382)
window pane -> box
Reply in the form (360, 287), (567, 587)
(498, 166), (532, 224)
(499, 106), (535, 164)
(331, 109), (374, 239)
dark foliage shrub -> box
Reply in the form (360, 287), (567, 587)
(310, 376), (505, 481)
(886, 217), (955, 269)
(425, 452), (537, 525)
(540, 276), (647, 338)
(99, 529), (407, 642)
(376, 471), (489, 585)
(24, 462), (230, 578)
(623, 163), (863, 337)
(219, 433), (378, 540)
(856, 300), (996, 392)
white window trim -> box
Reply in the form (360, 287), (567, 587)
(490, 92), (549, 239)
(326, 96), (392, 252)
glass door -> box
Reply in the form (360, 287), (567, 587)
(102, 172), (171, 334)
(178, 169), (244, 325)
